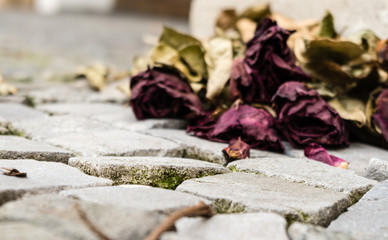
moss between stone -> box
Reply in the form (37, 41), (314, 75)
(213, 199), (246, 213)
(228, 165), (239, 172)
(0, 123), (25, 137)
(22, 96), (36, 108)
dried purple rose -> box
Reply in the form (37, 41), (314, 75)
(273, 81), (348, 148)
(230, 18), (310, 104)
(130, 66), (203, 120)
(223, 137), (250, 162)
(304, 143), (349, 169)
(372, 88), (388, 142)
(188, 105), (284, 152)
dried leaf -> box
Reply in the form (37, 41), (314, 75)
(236, 18), (257, 43)
(328, 97), (367, 127)
(304, 39), (364, 64)
(205, 37), (233, 100)
(1, 167), (27, 178)
(0, 71), (18, 96)
(76, 63), (109, 91)
(318, 11), (337, 38)
(347, 29), (380, 57)
(215, 9), (237, 30)
(153, 26), (207, 83)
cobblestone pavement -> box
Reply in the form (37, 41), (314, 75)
(1, 11), (388, 240)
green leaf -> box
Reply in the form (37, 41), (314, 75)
(318, 11), (337, 38)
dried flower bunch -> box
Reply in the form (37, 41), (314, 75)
(129, 4), (388, 167)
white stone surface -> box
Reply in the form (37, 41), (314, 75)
(37, 103), (127, 117)
(176, 172), (351, 226)
(284, 142), (388, 176)
(328, 180), (388, 239)
(0, 135), (74, 163)
(61, 185), (211, 213)
(190, 0), (388, 39)
(142, 129), (285, 165)
(0, 222), (68, 240)
(228, 157), (376, 199)
(69, 156), (228, 188)
(47, 130), (183, 157)
(162, 212), (288, 240)
(0, 194), (163, 240)
(0, 103), (46, 122)
(0, 159), (112, 205)
(366, 158), (388, 181)
(289, 222), (365, 240)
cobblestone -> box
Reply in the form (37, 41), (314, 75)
(69, 156), (228, 188)
(0, 159), (112, 206)
(176, 172), (351, 226)
(0, 135), (74, 163)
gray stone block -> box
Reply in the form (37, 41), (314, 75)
(142, 129), (285, 165)
(0, 222), (68, 240)
(228, 157), (376, 200)
(161, 212), (288, 240)
(69, 156), (228, 189)
(284, 142), (388, 176)
(36, 103), (127, 117)
(328, 180), (388, 239)
(0, 135), (74, 163)
(61, 185), (211, 213)
(12, 115), (112, 142)
(365, 158), (388, 181)
(176, 173), (351, 226)
(0, 103), (46, 123)
(48, 130), (183, 157)
(289, 222), (365, 240)
(0, 159), (112, 206)
(91, 109), (187, 131)
(0, 194), (164, 240)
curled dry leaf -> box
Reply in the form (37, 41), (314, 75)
(215, 9), (237, 31)
(0, 70), (18, 96)
(76, 63), (109, 91)
(328, 97), (367, 127)
(205, 37), (233, 100)
(152, 26), (207, 83)
(1, 167), (27, 178)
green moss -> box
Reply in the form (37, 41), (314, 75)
(157, 171), (185, 189)
(213, 199), (245, 213)
(0, 123), (25, 137)
(23, 96), (36, 108)
(228, 165), (239, 172)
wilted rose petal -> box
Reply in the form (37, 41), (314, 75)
(273, 81), (348, 148)
(223, 137), (250, 162)
(230, 18), (310, 104)
(130, 66), (203, 120)
(187, 105), (284, 152)
(372, 89), (388, 142)
(304, 143), (349, 169)
(186, 112), (217, 139)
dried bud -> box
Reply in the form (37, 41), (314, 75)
(223, 137), (250, 162)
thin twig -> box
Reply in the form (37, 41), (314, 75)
(145, 201), (214, 240)
(0, 167), (27, 177)
(74, 203), (112, 240)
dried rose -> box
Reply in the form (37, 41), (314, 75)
(304, 143), (349, 169)
(223, 137), (250, 162)
(230, 18), (310, 104)
(273, 81), (348, 148)
(378, 40), (388, 70)
(209, 105), (284, 152)
(130, 66), (203, 120)
(372, 89), (388, 142)
(186, 112), (217, 139)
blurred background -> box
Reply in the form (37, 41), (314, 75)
(1, 0), (388, 83)
(0, 0), (191, 82)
